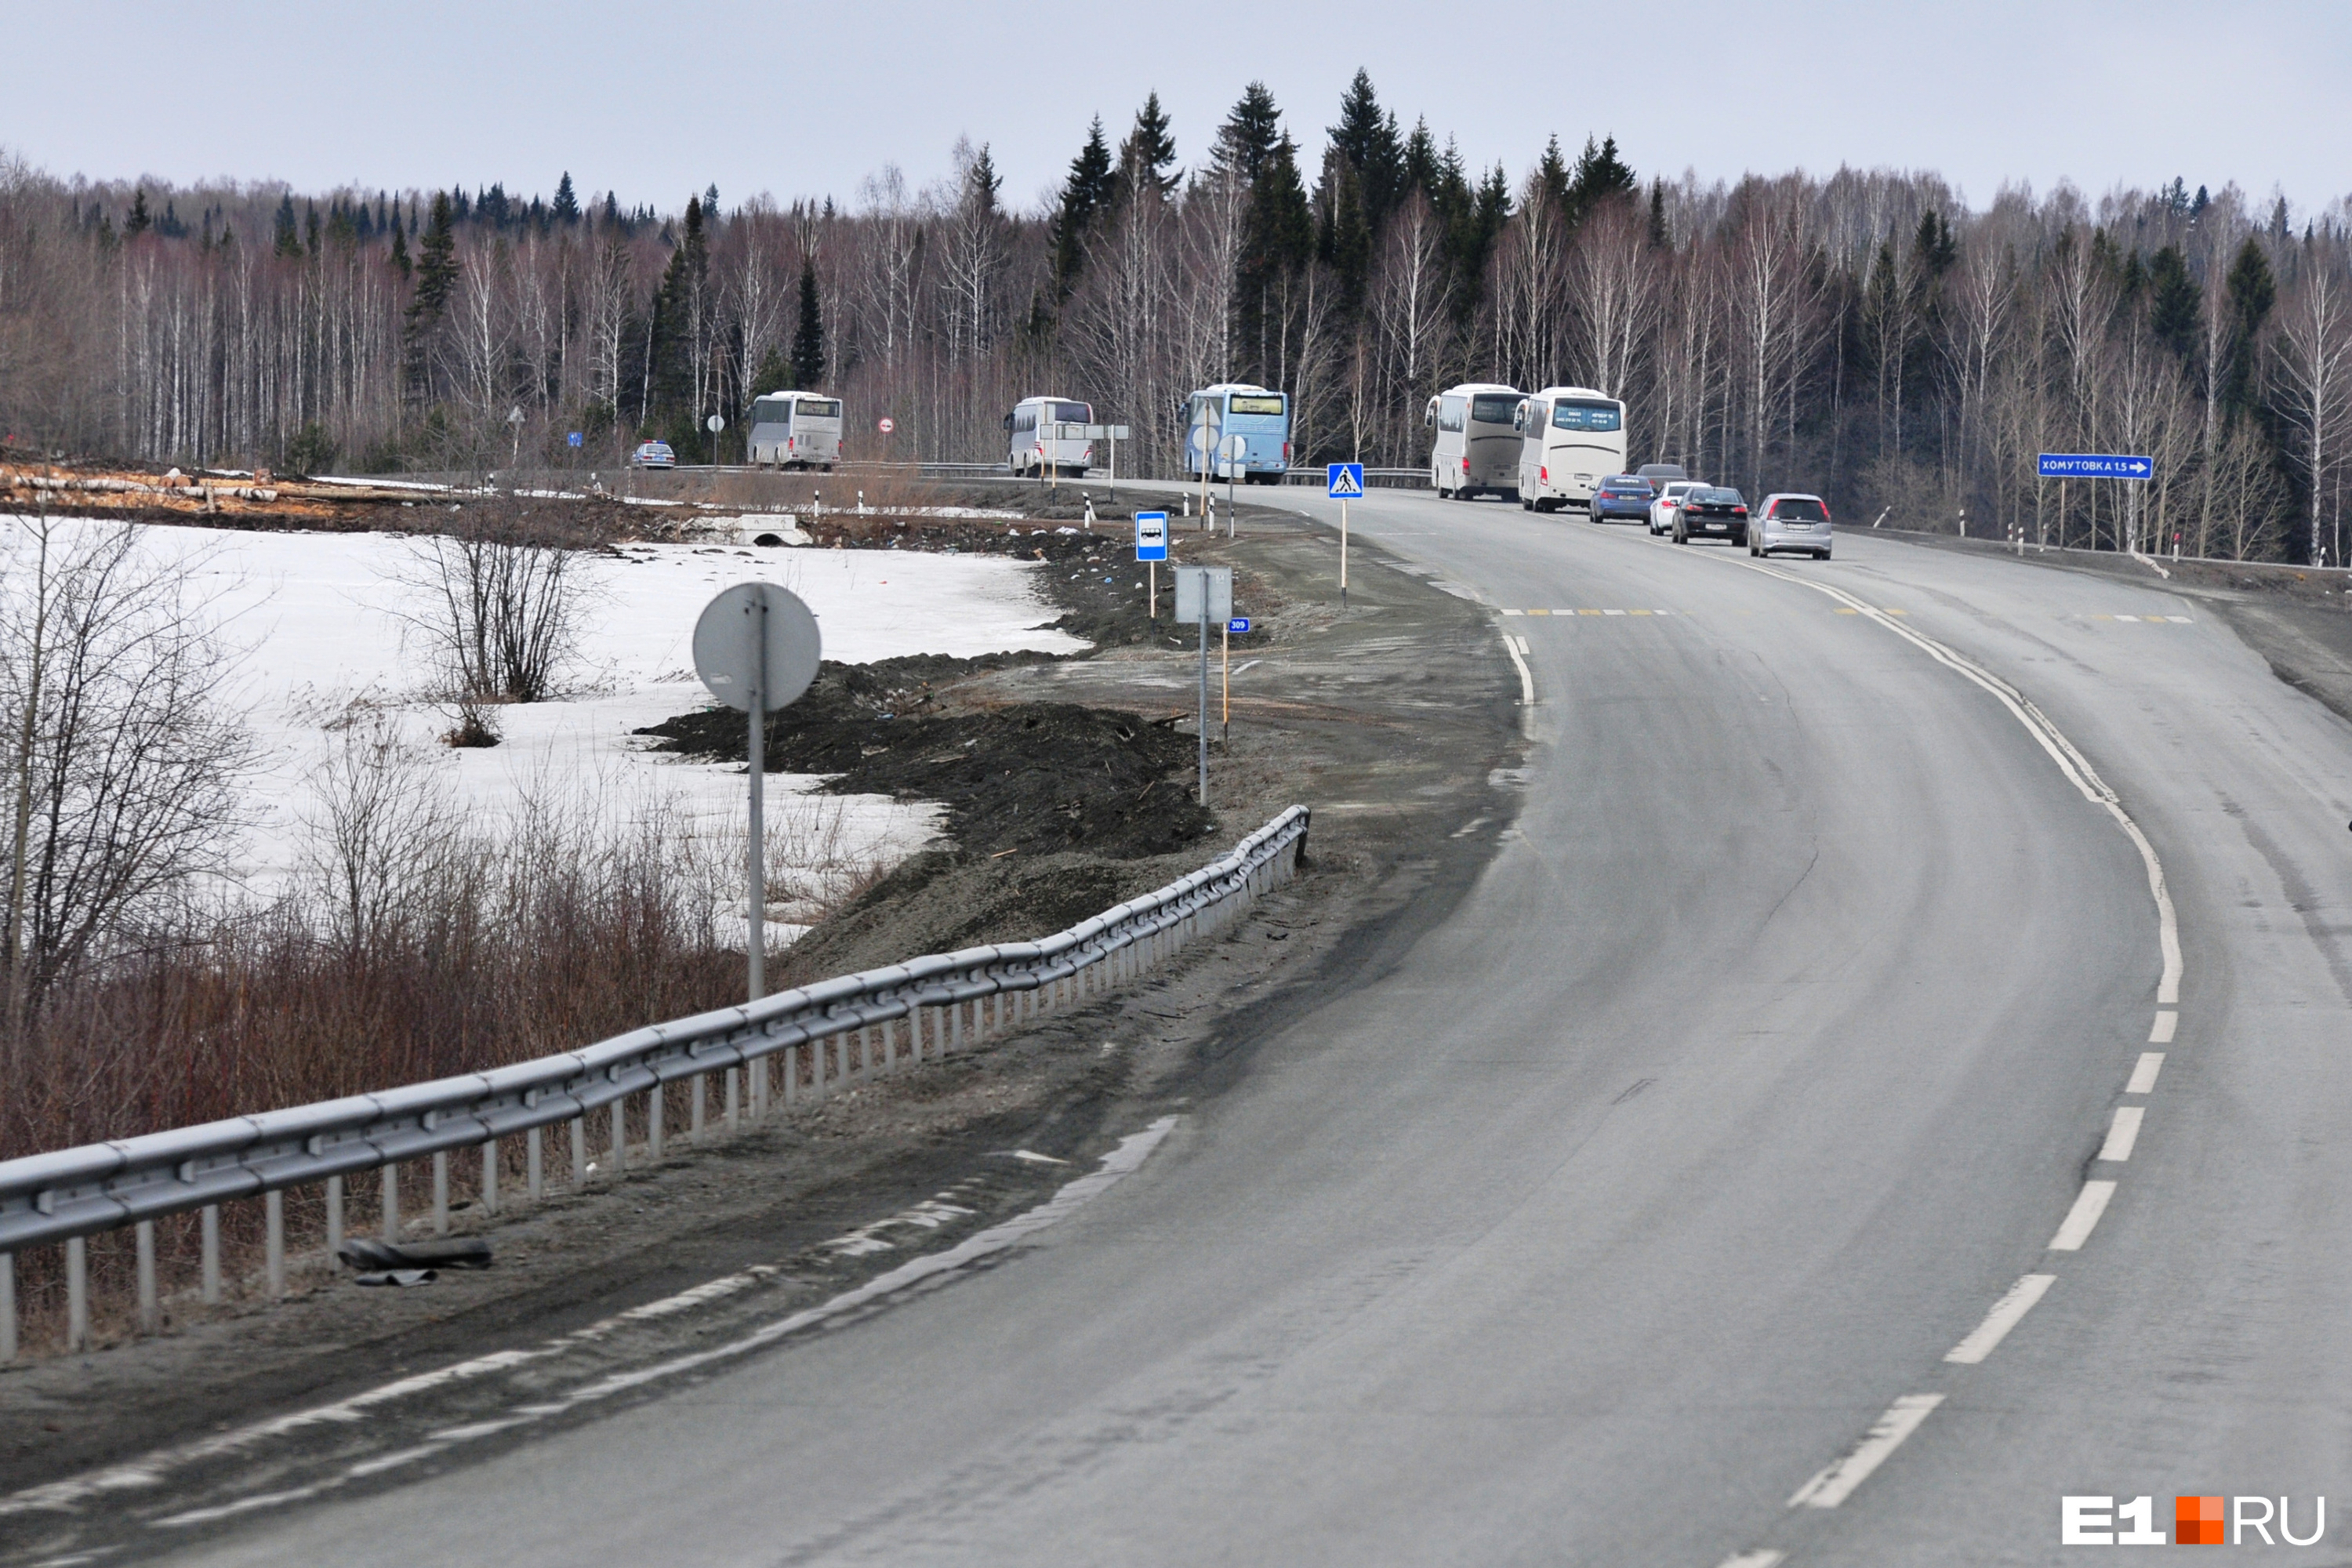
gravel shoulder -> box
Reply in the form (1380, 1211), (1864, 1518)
(0, 487), (1520, 1560)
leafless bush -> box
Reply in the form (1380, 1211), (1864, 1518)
(0, 514), (254, 1039)
(399, 506), (597, 704)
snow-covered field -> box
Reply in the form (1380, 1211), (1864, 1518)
(6, 516), (1086, 935)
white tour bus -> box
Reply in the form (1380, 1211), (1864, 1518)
(1515, 387), (1628, 512)
(1006, 397), (1094, 477)
(1425, 383), (1525, 500)
(749, 392), (844, 470)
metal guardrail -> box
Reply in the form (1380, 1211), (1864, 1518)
(0, 806), (1310, 1358)
(1280, 467), (1432, 488)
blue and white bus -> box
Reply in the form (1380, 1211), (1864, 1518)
(1182, 383), (1290, 485)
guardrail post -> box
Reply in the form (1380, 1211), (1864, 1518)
(136, 1220), (157, 1333)
(67, 1236), (87, 1351)
(2, 1251), (16, 1362)
(751, 1056), (768, 1119)
(570, 1116), (586, 1185)
(528, 1128), (543, 1203)
(432, 1152), (450, 1235)
(266, 1190), (285, 1297)
(857, 1025), (870, 1080)
(201, 1204), (222, 1304)
(725, 1067), (740, 1133)
(784, 1044), (799, 1107)
(481, 1141), (499, 1216)
(382, 1165), (400, 1242)
(691, 1073), (706, 1142)
(325, 1176), (343, 1263)
(648, 1088), (664, 1162)
(609, 1102), (625, 1176)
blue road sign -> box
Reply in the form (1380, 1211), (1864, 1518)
(567, 431), (584, 448)
(1134, 511), (1168, 562)
(1327, 463), (1366, 499)
(2038, 452), (2153, 480)
(1228, 617), (1251, 634)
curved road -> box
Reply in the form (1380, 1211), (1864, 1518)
(169, 493), (2352, 1564)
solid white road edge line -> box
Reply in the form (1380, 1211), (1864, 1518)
(1788, 1394), (1946, 1508)
(1726, 554), (2183, 1006)
(1944, 1274), (2056, 1364)
(2098, 1106), (2145, 1163)
(6, 1119), (1181, 1522)
(2126, 1052), (2165, 1095)
(2049, 1181), (2119, 1251)
(1500, 627), (1536, 735)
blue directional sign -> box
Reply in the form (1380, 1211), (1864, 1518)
(567, 431), (584, 448)
(2038, 452), (2153, 480)
(1228, 617), (1251, 634)
(1134, 511), (1168, 562)
(1327, 463), (1365, 499)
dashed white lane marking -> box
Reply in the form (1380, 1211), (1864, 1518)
(1788, 1394), (1945, 1508)
(2150, 1010), (2178, 1043)
(1231, 659), (1261, 676)
(2097, 1107), (2145, 1163)
(1715, 1552), (1787, 1567)
(1944, 1273), (2056, 1364)
(2049, 1181), (2118, 1250)
(2126, 1052), (2165, 1094)
(1512, 635), (1531, 655)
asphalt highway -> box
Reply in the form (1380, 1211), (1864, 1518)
(162, 492), (2352, 1565)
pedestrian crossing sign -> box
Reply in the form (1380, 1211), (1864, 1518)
(1327, 463), (1365, 499)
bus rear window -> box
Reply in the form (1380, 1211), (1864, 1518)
(1469, 394), (1520, 425)
(1227, 394), (1286, 416)
(1552, 401), (1622, 432)
(795, 399), (842, 419)
(1051, 401), (1090, 423)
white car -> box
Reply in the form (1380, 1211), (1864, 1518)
(1752, 492), (1834, 560)
(1647, 480), (1705, 535)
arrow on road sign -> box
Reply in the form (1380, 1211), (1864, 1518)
(1327, 463), (1365, 499)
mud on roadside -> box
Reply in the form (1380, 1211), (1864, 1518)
(0, 488), (1523, 1553)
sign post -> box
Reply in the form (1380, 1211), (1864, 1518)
(1220, 432), (1247, 521)
(692, 583), (822, 1002)
(1328, 463), (1364, 608)
(1176, 567), (1233, 806)
(1223, 616), (1250, 742)
(1135, 510), (1167, 619)
(2038, 453), (2154, 554)
(706, 411), (725, 470)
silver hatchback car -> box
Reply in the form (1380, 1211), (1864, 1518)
(1752, 492), (1834, 559)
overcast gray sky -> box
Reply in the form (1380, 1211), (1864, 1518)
(13, 0), (2348, 219)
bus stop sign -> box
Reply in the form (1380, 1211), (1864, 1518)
(1134, 512), (1168, 561)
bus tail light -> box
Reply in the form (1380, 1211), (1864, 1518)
(1540, 466), (1549, 485)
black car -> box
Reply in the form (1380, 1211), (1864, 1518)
(1673, 486), (1750, 546)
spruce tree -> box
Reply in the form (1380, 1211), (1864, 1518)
(1211, 82), (1283, 185)
(1564, 134), (1637, 227)
(1051, 117), (1115, 298)
(2223, 236), (2276, 419)
(408, 193), (459, 327)
(125, 188), (151, 236)
(1402, 119), (1439, 200)
(2147, 246), (2199, 361)
(553, 172), (580, 223)
(650, 197), (711, 425)
(1117, 92), (1179, 202)
(273, 195), (302, 258)
(305, 201), (322, 256)
(1326, 70), (1404, 234)
(1647, 178), (1670, 248)
(1532, 136), (1572, 216)
(1238, 129), (1316, 381)
(388, 212), (411, 279)
(791, 256), (826, 389)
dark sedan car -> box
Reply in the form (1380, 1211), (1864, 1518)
(1590, 474), (1656, 523)
(1672, 486), (1750, 546)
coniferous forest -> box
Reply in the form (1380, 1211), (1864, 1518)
(2, 71), (2347, 561)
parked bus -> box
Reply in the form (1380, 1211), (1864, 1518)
(1006, 397), (1094, 477)
(1183, 383), (1291, 484)
(749, 392), (844, 470)
(1425, 383), (1525, 500)
(1514, 387), (1628, 512)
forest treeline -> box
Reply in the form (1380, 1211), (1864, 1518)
(0, 71), (2347, 561)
